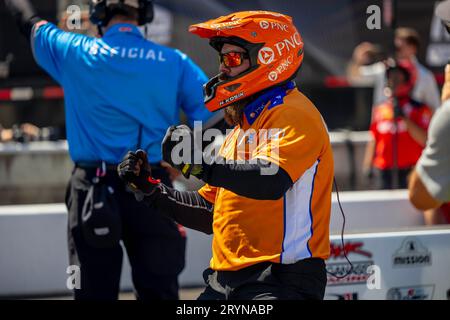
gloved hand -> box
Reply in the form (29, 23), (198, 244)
(162, 125), (204, 179)
(117, 149), (160, 201)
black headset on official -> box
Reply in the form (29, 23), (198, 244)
(89, 0), (154, 27)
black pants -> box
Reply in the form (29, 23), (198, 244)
(378, 167), (412, 189)
(65, 165), (186, 300)
(198, 258), (327, 300)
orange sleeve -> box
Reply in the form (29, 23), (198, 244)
(251, 107), (326, 183)
(198, 183), (218, 204)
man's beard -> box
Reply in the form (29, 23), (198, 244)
(223, 102), (246, 126)
(219, 73), (254, 126)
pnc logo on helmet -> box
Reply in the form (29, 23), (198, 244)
(274, 32), (302, 56)
(259, 20), (289, 32)
(268, 71), (278, 81)
(259, 21), (270, 29)
(258, 47), (275, 65)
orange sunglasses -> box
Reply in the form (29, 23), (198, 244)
(219, 51), (249, 68)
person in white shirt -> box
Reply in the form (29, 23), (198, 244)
(348, 28), (441, 111)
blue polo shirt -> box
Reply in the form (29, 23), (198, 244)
(31, 22), (212, 163)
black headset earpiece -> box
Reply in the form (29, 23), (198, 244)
(89, 0), (108, 26)
(139, 0), (154, 26)
(90, 0), (153, 27)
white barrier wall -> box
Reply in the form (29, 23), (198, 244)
(0, 190), (430, 298)
(330, 190), (425, 232)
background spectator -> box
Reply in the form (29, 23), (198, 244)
(347, 28), (441, 111)
(363, 60), (432, 189)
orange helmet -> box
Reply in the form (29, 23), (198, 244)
(189, 11), (304, 112)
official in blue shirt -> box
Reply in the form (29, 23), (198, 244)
(32, 9), (211, 163)
(6, 0), (213, 300)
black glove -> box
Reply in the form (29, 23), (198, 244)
(162, 125), (204, 179)
(5, 0), (40, 37)
(117, 149), (160, 201)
